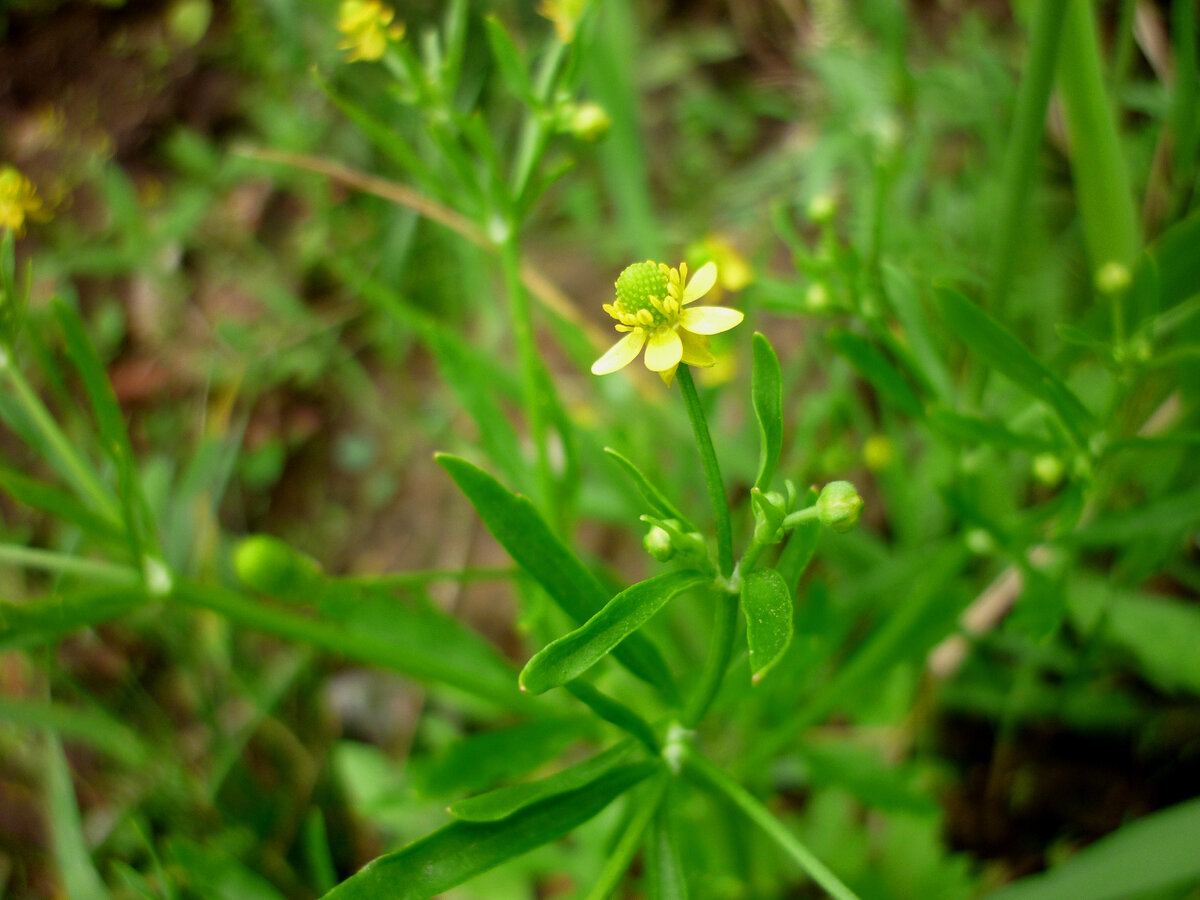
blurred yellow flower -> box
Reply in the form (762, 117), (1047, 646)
(592, 260), (743, 386)
(338, 0), (404, 62)
(0, 167), (48, 236)
(539, 0), (588, 43)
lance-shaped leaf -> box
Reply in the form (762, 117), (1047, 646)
(742, 567), (793, 684)
(937, 286), (1094, 444)
(321, 762), (658, 900)
(751, 333), (783, 491)
(828, 329), (924, 419)
(448, 741), (635, 822)
(437, 454), (678, 702)
(484, 15), (537, 105)
(604, 447), (695, 530)
(520, 571), (705, 695)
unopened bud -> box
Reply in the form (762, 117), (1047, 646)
(643, 524), (675, 562)
(816, 480), (863, 533)
(234, 534), (322, 596)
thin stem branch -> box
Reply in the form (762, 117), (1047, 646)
(582, 773), (668, 900)
(676, 366), (733, 578)
(683, 588), (739, 728)
(0, 544), (138, 584)
(683, 748), (862, 900)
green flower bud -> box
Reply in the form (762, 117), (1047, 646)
(234, 534), (322, 596)
(807, 192), (836, 224)
(816, 480), (863, 533)
(643, 524), (676, 562)
(1032, 453), (1064, 487)
(1094, 261), (1131, 296)
(560, 101), (611, 141)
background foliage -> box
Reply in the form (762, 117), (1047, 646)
(1, 0), (1199, 898)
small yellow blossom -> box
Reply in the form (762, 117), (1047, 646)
(338, 0), (404, 63)
(539, 0), (588, 43)
(592, 260), (744, 385)
(0, 167), (48, 236)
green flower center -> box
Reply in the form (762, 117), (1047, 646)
(614, 261), (670, 325)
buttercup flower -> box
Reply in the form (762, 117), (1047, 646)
(0, 167), (48, 236)
(337, 0), (404, 62)
(592, 260), (744, 385)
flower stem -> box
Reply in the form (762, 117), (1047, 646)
(676, 366), (733, 578)
(683, 747), (863, 900)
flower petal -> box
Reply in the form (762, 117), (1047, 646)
(679, 330), (715, 367)
(591, 329), (646, 375)
(643, 327), (683, 372)
(682, 261), (718, 304)
(679, 306), (744, 335)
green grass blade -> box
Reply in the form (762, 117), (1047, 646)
(926, 408), (1061, 453)
(751, 333), (783, 492)
(173, 580), (528, 711)
(45, 733), (113, 900)
(828, 330), (924, 419)
(988, 797), (1200, 900)
(1168, 0), (1198, 220)
(414, 717), (595, 798)
(742, 567), (793, 685)
(581, 774), (668, 900)
(937, 286), (1094, 444)
(0, 462), (126, 541)
(321, 761), (659, 900)
(988, 0), (1068, 308)
(0, 586), (144, 651)
(519, 571), (705, 695)
(683, 749), (861, 900)
(436, 453), (679, 702)
(448, 741), (636, 822)
(1057, 0), (1140, 270)
(484, 15), (538, 106)
(0, 696), (149, 767)
(881, 266), (954, 403)
(645, 798), (690, 900)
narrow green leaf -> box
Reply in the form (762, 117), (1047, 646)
(645, 798), (690, 900)
(828, 330), (924, 418)
(173, 580), (527, 711)
(1057, 0), (1140, 270)
(448, 741), (635, 822)
(988, 797), (1200, 900)
(484, 15), (537, 105)
(1142, 210), (1200, 311)
(321, 762), (658, 900)
(937, 286), (1094, 443)
(520, 571), (704, 695)
(582, 774), (668, 900)
(1065, 484), (1200, 547)
(45, 733), (113, 900)
(751, 333), (783, 491)
(0, 696), (149, 767)
(881, 266), (955, 403)
(742, 567), (793, 685)
(927, 407), (1060, 453)
(1068, 576), (1200, 696)
(436, 454), (678, 702)
(603, 447), (695, 530)
(0, 462), (124, 541)
(0, 586), (144, 651)
(565, 680), (660, 753)
(415, 717), (595, 798)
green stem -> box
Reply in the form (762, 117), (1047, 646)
(582, 773), (668, 900)
(989, 0), (1069, 309)
(0, 544), (138, 584)
(683, 748), (862, 900)
(683, 588), (738, 728)
(0, 357), (121, 526)
(499, 233), (556, 521)
(676, 366), (733, 578)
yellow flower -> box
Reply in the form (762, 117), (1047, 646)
(592, 260), (744, 385)
(539, 0), (588, 43)
(337, 0), (404, 62)
(0, 166), (48, 236)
